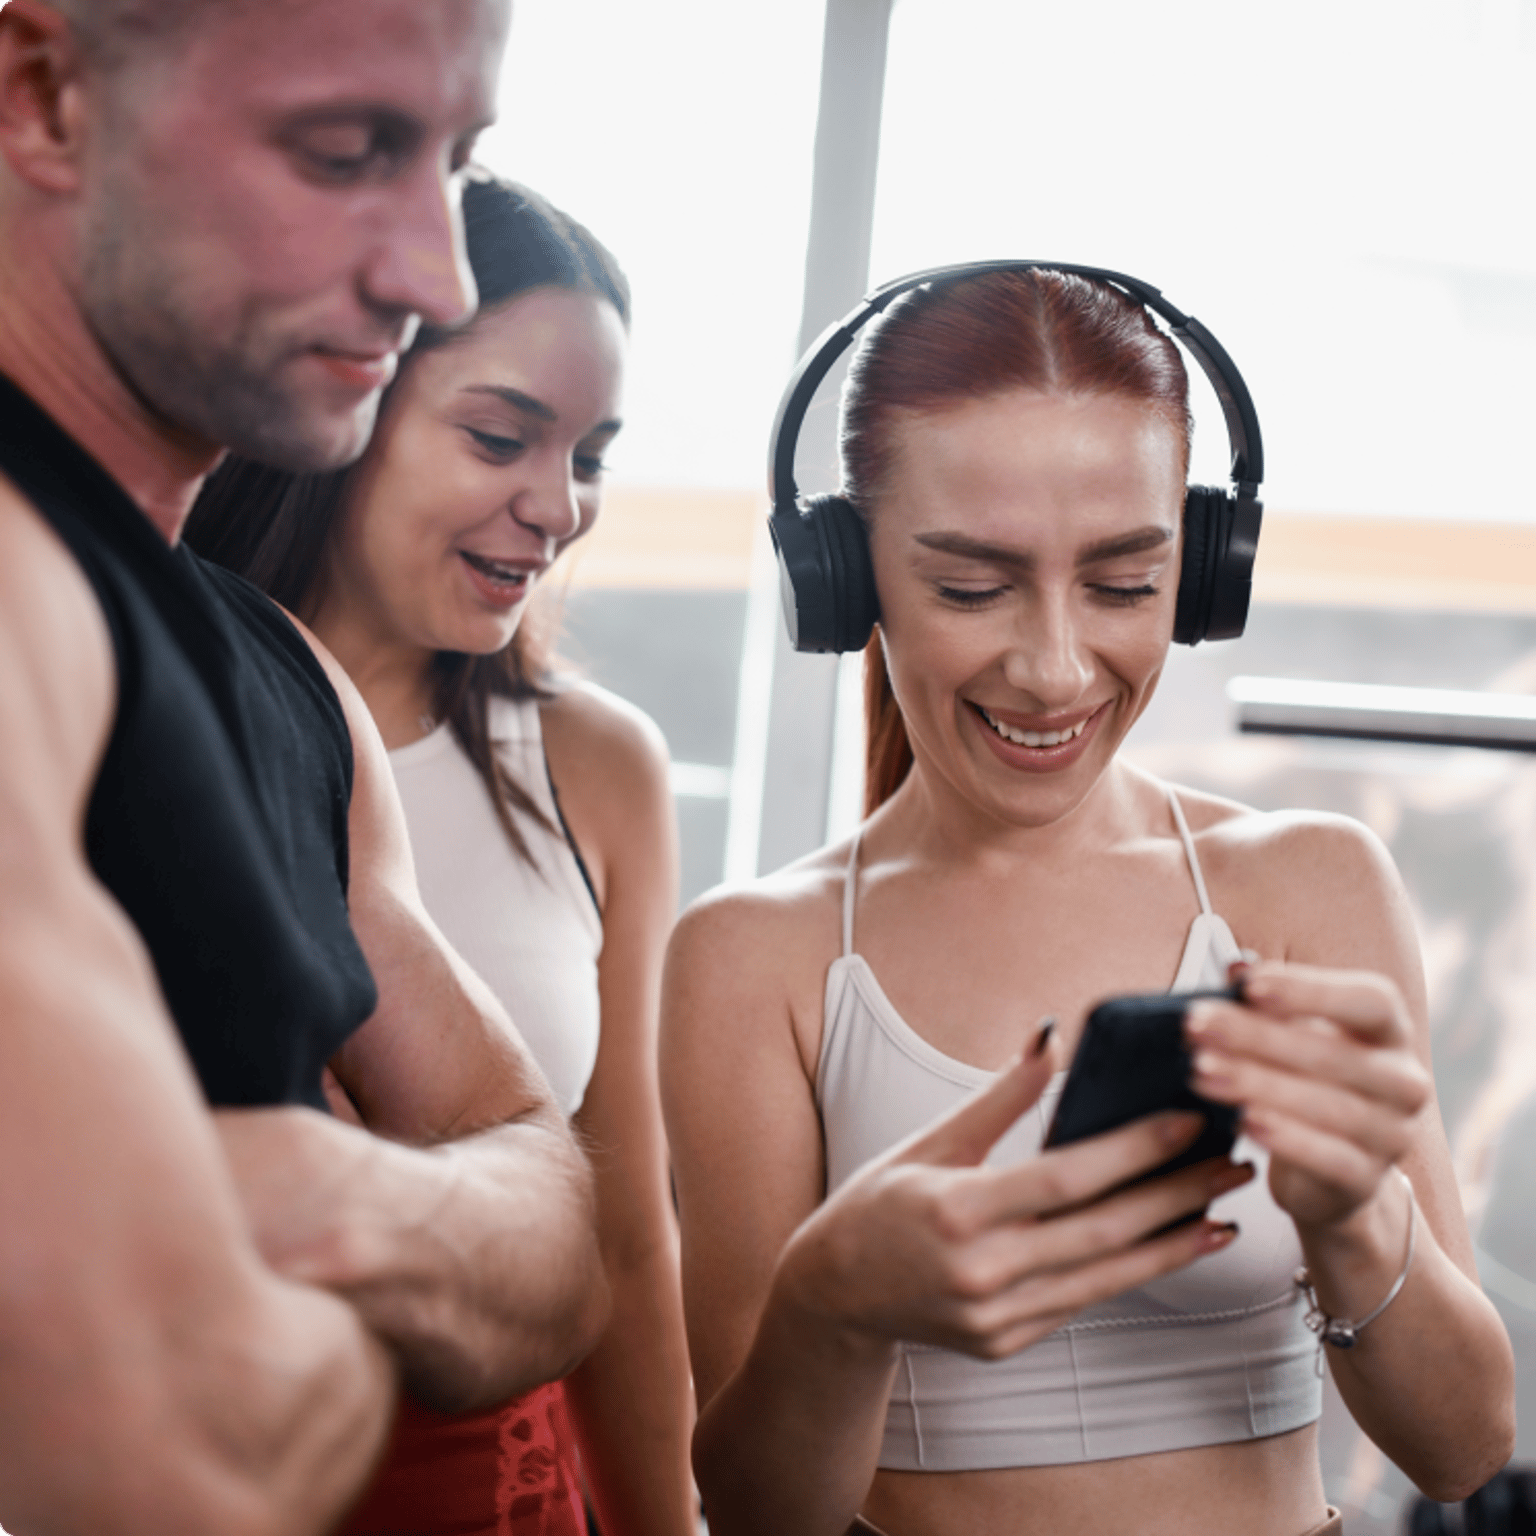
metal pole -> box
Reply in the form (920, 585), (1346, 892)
(752, 0), (894, 875)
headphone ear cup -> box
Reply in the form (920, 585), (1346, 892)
(1205, 489), (1262, 641)
(1173, 485), (1263, 645)
(1173, 485), (1218, 646)
(767, 493), (880, 654)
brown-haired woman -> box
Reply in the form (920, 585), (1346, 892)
(660, 269), (1513, 1536)
(185, 174), (695, 1536)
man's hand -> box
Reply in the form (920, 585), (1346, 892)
(214, 1107), (379, 1287)
(215, 1095), (608, 1411)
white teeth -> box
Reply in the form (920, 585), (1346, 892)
(978, 706), (1086, 748)
(463, 552), (526, 585)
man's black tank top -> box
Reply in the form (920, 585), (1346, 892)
(0, 372), (377, 1109)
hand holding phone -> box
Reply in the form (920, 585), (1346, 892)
(1044, 988), (1241, 1183)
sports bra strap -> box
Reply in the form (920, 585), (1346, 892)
(842, 829), (863, 958)
(1167, 787), (1214, 917)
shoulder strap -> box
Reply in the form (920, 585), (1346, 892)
(841, 829), (863, 958)
(542, 755), (601, 920)
(1167, 786), (1214, 917)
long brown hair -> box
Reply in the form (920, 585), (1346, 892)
(184, 172), (629, 864)
(840, 269), (1192, 817)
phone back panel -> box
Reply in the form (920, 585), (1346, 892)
(1044, 990), (1239, 1175)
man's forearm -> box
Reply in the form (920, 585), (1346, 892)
(339, 1114), (610, 1408)
(217, 1105), (609, 1412)
(200, 1280), (400, 1536)
(2, 1259), (397, 1536)
(0, 891), (399, 1535)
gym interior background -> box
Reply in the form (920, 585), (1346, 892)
(480, 2), (1536, 1529)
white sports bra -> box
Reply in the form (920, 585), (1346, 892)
(816, 787), (1321, 1471)
(389, 695), (602, 1118)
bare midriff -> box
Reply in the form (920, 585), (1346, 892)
(860, 1423), (1326, 1536)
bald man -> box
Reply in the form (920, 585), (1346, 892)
(0, 3), (608, 1531)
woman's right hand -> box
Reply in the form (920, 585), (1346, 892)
(774, 1037), (1254, 1362)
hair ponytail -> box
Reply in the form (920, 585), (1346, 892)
(863, 627), (913, 816)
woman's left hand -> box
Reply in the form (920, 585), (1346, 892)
(1185, 962), (1432, 1232)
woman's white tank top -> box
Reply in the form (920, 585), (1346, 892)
(816, 787), (1322, 1470)
(388, 695), (602, 1118)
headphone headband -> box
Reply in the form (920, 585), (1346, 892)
(767, 260), (1265, 653)
(768, 259), (1264, 513)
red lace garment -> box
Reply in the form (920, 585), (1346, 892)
(338, 1380), (587, 1536)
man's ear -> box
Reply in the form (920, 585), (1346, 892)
(0, 0), (91, 194)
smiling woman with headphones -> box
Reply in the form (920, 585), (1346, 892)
(659, 264), (1514, 1536)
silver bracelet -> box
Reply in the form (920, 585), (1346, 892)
(1293, 1167), (1417, 1350)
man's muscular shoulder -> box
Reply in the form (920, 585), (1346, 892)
(0, 479), (116, 836)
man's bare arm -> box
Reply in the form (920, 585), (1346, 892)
(0, 492), (395, 1536)
(214, 617), (609, 1412)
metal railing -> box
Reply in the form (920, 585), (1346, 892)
(1227, 677), (1536, 753)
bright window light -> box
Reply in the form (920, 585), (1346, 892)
(870, 0), (1536, 522)
(477, 0), (827, 490)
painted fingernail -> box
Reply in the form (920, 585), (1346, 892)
(1192, 1050), (1231, 1086)
(1029, 1016), (1056, 1059)
(1211, 1161), (1255, 1194)
(1159, 1110), (1205, 1145)
(1199, 1221), (1240, 1252)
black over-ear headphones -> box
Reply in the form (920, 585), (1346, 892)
(767, 260), (1263, 653)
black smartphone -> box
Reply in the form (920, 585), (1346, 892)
(1042, 987), (1241, 1183)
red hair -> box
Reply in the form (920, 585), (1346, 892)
(842, 269), (1192, 815)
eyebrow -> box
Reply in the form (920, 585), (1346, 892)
(914, 525), (1174, 568)
(461, 385), (624, 441)
(464, 385), (558, 422)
